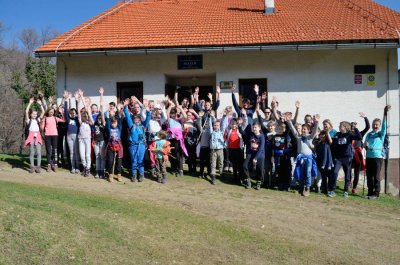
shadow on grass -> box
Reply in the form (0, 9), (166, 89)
(0, 154), (31, 171)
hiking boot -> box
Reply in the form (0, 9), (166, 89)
(245, 179), (251, 189)
(29, 166), (35, 173)
(303, 187), (310, 197)
(351, 188), (357, 194)
(255, 181), (261, 190)
(35, 166), (41, 173)
(47, 164), (52, 172)
(94, 171), (99, 179)
(157, 176), (162, 183)
(106, 173), (113, 183)
(211, 175), (216, 185)
(131, 175), (137, 182)
(150, 168), (156, 177)
(52, 164), (58, 172)
(138, 175), (144, 182)
(116, 174), (122, 182)
(343, 191), (349, 198)
(317, 186), (321, 193)
(162, 174), (167, 184)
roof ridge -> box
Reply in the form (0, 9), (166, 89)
(337, 0), (399, 31)
(54, 1), (133, 54)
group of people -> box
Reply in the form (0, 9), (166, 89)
(24, 85), (390, 199)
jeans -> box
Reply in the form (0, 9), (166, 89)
(29, 137), (41, 167)
(67, 134), (79, 170)
(243, 155), (265, 183)
(94, 140), (105, 171)
(128, 143), (146, 176)
(79, 138), (91, 169)
(333, 157), (352, 192)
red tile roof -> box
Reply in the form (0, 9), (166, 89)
(35, 0), (400, 53)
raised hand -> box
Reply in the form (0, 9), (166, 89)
(117, 102), (124, 111)
(63, 90), (69, 99)
(295, 100), (300, 109)
(314, 114), (320, 122)
(359, 112), (366, 118)
(99, 87), (104, 95)
(77, 88), (84, 97)
(124, 98), (130, 106)
(384, 105), (391, 113)
(231, 84), (236, 92)
(207, 93), (213, 101)
(216, 85), (221, 94)
(36, 99), (43, 106)
(74, 91), (80, 99)
(48, 95), (54, 104)
(29, 97), (35, 104)
(254, 84), (259, 95)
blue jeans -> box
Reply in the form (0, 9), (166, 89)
(128, 143), (146, 176)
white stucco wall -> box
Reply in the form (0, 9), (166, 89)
(55, 48), (399, 158)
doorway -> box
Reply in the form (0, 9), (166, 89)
(117, 82), (143, 102)
(238, 78), (268, 106)
(165, 74), (216, 103)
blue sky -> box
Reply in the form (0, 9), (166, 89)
(0, 0), (399, 66)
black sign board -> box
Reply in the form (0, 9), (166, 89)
(354, 65), (375, 74)
(178, 55), (203, 70)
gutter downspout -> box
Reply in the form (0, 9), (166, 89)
(385, 52), (389, 194)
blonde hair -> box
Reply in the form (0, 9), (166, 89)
(339, 121), (351, 132)
(323, 119), (333, 129)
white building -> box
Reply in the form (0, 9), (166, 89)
(36, 0), (400, 195)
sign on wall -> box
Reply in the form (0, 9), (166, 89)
(178, 55), (203, 70)
(354, 74), (362, 84)
(367, 74), (376, 86)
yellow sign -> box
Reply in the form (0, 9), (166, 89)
(367, 74), (376, 86)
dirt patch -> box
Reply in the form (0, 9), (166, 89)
(1, 163), (399, 264)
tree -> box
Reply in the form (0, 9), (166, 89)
(19, 27), (39, 54)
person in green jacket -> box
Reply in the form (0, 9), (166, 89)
(364, 105), (391, 199)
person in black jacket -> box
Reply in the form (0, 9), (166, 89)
(331, 121), (362, 198)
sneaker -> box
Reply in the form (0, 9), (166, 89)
(35, 166), (41, 173)
(94, 171), (99, 179)
(303, 188), (310, 197)
(157, 176), (162, 183)
(228, 167), (233, 173)
(351, 188), (357, 194)
(138, 175), (144, 182)
(255, 181), (261, 190)
(368, 195), (377, 200)
(131, 175), (137, 182)
(52, 164), (58, 172)
(162, 174), (167, 184)
(29, 166), (35, 173)
(178, 170), (183, 177)
(343, 191), (349, 198)
(317, 187), (321, 194)
(47, 164), (52, 172)
(211, 175), (216, 185)
(223, 166), (229, 172)
(75, 169), (80, 174)
(245, 179), (251, 189)
(327, 191), (336, 198)
(70, 169), (75, 174)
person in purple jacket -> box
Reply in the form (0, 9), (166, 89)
(240, 121), (265, 190)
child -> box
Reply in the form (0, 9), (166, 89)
(315, 130), (334, 194)
(209, 114), (226, 185)
(40, 98), (65, 172)
(331, 120), (362, 198)
(25, 97), (45, 173)
(197, 111), (211, 179)
(105, 114), (123, 182)
(64, 91), (80, 174)
(183, 109), (200, 175)
(350, 112), (370, 194)
(287, 114), (320, 197)
(271, 122), (291, 191)
(241, 121), (265, 190)
(77, 89), (94, 177)
(93, 87), (106, 179)
(124, 99), (151, 182)
(149, 130), (171, 184)
(364, 105), (390, 199)
(222, 110), (248, 184)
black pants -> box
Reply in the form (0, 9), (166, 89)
(107, 149), (122, 174)
(276, 155), (291, 190)
(45, 135), (58, 165)
(169, 138), (183, 173)
(243, 155), (265, 183)
(185, 140), (197, 173)
(57, 134), (66, 165)
(333, 157), (352, 192)
(366, 158), (383, 197)
(223, 148), (232, 168)
(228, 148), (244, 181)
(320, 167), (334, 193)
(199, 147), (210, 175)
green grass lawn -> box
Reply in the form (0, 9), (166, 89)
(0, 181), (314, 265)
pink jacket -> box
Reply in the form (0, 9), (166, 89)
(40, 116), (64, 136)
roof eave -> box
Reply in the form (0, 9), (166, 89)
(35, 41), (400, 58)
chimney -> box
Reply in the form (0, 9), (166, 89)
(264, 0), (275, 14)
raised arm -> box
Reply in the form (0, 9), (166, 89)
(63, 91), (70, 123)
(25, 97), (34, 122)
(378, 105), (390, 139)
(293, 101), (300, 125)
(309, 114), (320, 139)
(358, 112), (370, 137)
(286, 114), (299, 138)
(250, 84), (259, 112)
(231, 84), (241, 116)
(123, 98), (133, 129)
(37, 99), (45, 119)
